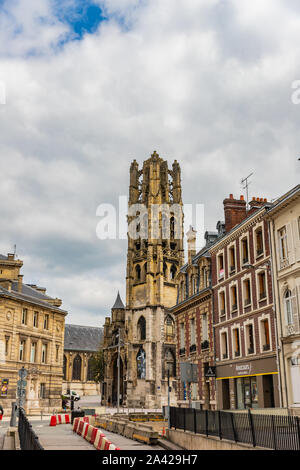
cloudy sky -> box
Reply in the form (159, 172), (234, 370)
(0, 0), (299, 327)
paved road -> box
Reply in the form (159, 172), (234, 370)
(31, 420), (164, 451)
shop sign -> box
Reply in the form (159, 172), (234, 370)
(235, 364), (252, 376)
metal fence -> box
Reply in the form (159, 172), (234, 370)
(170, 407), (300, 450)
(18, 408), (44, 450)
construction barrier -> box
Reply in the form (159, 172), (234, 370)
(49, 415), (57, 427)
(74, 417), (120, 450)
(73, 417), (80, 433)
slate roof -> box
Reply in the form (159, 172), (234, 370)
(11, 281), (53, 301)
(64, 324), (103, 352)
(0, 285), (67, 313)
(112, 291), (125, 309)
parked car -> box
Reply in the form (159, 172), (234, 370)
(62, 390), (81, 401)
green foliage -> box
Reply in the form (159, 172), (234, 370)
(89, 348), (105, 383)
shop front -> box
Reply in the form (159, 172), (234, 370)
(216, 356), (280, 410)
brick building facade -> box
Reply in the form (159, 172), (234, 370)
(211, 195), (280, 410)
(170, 229), (221, 409)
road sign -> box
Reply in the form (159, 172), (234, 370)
(204, 365), (216, 378)
(17, 379), (27, 388)
(17, 387), (26, 397)
(18, 367), (28, 379)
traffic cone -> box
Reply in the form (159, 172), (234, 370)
(49, 415), (57, 426)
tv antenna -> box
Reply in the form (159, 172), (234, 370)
(241, 172), (253, 211)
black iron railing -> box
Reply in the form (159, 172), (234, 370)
(169, 407), (300, 450)
(18, 408), (44, 450)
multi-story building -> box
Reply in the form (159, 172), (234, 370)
(267, 184), (300, 414)
(63, 324), (103, 397)
(170, 227), (222, 409)
(211, 194), (280, 410)
(0, 253), (67, 414)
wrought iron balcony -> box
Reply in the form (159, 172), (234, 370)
(248, 347), (254, 354)
(222, 353), (228, 360)
(189, 344), (197, 353)
(179, 347), (186, 356)
(263, 344), (270, 351)
(201, 340), (209, 350)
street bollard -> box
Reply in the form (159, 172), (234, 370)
(10, 402), (18, 427)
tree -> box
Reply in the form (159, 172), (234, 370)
(89, 348), (105, 384)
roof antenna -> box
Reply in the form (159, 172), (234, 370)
(241, 172), (253, 212)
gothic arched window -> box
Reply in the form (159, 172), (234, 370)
(285, 289), (294, 325)
(136, 264), (141, 281)
(163, 262), (168, 279)
(170, 216), (175, 239)
(137, 316), (146, 341)
(165, 348), (176, 377)
(136, 347), (146, 379)
(63, 355), (67, 380)
(87, 356), (94, 382)
(72, 354), (82, 381)
(170, 264), (177, 280)
(165, 315), (175, 342)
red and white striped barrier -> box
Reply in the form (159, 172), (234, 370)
(73, 418), (120, 450)
(50, 414), (70, 426)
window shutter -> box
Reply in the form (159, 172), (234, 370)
(292, 218), (300, 262)
(292, 287), (299, 333)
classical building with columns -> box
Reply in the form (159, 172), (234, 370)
(0, 252), (67, 414)
(63, 324), (103, 396)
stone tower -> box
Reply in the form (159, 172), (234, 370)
(125, 151), (184, 408)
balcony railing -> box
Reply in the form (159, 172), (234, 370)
(244, 299), (251, 307)
(248, 347), (254, 354)
(231, 303), (237, 312)
(256, 248), (264, 257)
(179, 347), (186, 356)
(189, 344), (197, 353)
(242, 257), (249, 265)
(230, 266), (236, 274)
(201, 340), (209, 350)
(235, 350), (240, 357)
(259, 291), (267, 301)
(263, 344), (270, 351)
(222, 353), (228, 360)
(220, 309), (225, 317)
(285, 322), (300, 336)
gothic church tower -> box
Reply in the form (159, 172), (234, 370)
(125, 151), (184, 408)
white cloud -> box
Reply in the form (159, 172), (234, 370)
(0, 0), (299, 324)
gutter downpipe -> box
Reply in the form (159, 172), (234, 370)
(268, 218), (284, 409)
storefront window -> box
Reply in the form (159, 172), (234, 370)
(235, 376), (258, 409)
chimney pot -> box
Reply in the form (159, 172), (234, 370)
(229, 194), (233, 199)
(240, 195), (244, 201)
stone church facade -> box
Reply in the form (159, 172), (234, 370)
(102, 151), (184, 408)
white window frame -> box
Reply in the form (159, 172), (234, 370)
(258, 313), (272, 353)
(228, 242), (237, 276)
(240, 233), (250, 267)
(220, 327), (229, 361)
(231, 324), (241, 358)
(256, 269), (268, 303)
(217, 249), (225, 281)
(244, 319), (256, 356)
(218, 288), (226, 319)
(229, 281), (238, 314)
(241, 274), (252, 310)
(254, 222), (265, 259)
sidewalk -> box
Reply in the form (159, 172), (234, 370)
(31, 420), (163, 451)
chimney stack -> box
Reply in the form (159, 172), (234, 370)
(247, 196), (268, 215)
(186, 226), (197, 264)
(18, 274), (23, 293)
(223, 194), (247, 233)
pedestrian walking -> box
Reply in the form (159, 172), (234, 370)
(0, 403), (4, 422)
